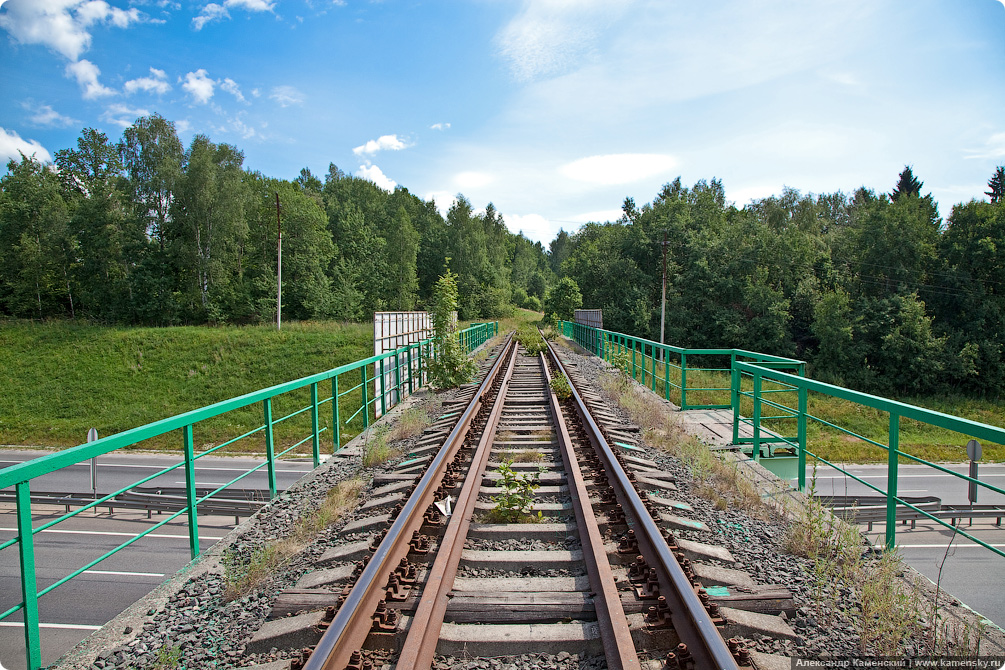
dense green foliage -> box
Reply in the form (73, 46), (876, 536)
(553, 167), (1005, 397)
(0, 116), (552, 325)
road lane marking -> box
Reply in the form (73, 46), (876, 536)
(0, 527), (224, 540)
(84, 569), (165, 577)
(0, 621), (102, 630)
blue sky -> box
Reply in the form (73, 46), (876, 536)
(1, 0), (1004, 244)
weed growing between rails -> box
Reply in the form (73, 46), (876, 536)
(597, 365), (765, 516)
(487, 459), (545, 523)
(783, 471), (931, 656)
(223, 479), (362, 599)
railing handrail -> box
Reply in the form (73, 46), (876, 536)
(733, 361), (1005, 446)
(0, 322), (495, 489)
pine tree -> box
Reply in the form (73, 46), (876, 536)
(891, 166), (923, 201)
(986, 166), (1005, 204)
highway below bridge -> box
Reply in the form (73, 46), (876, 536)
(3, 454), (1005, 668)
(0, 449), (315, 670)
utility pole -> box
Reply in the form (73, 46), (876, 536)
(660, 229), (669, 360)
(276, 192), (282, 331)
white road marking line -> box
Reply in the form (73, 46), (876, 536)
(0, 621), (102, 630)
(83, 569), (165, 577)
(0, 527), (224, 540)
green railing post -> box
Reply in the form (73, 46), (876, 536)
(379, 358), (386, 416)
(407, 348), (414, 395)
(680, 352), (688, 410)
(663, 349), (671, 401)
(311, 382), (321, 468)
(16, 481), (42, 670)
(631, 340), (637, 380)
(731, 366), (740, 445)
(394, 350), (401, 408)
(417, 342), (424, 388)
(332, 375), (341, 452)
(752, 374), (762, 462)
(798, 385), (807, 491)
(361, 367), (370, 429)
(183, 424), (200, 558)
(886, 413), (900, 550)
(263, 399), (277, 499)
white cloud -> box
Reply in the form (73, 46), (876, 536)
(568, 209), (622, 224)
(560, 153), (677, 185)
(357, 164), (396, 192)
(100, 102), (150, 128)
(0, 0), (142, 61)
(496, 0), (630, 82)
(251, 88), (261, 98)
(22, 100), (78, 127)
(270, 85), (303, 107)
(124, 67), (171, 95)
(965, 132), (1005, 160)
(192, 0), (274, 30)
(430, 122), (451, 131)
(175, 119), (192, 134)
(425, 190), (457, 216)
(455, 171), (493, 189)
(0, 126), (52, 164)
(65, 58), (115, 99)
(353, 134), (408, 156)
(220, 77), (246, 102)
(181, 69), (215, 104)
(506, 213), (556, 242)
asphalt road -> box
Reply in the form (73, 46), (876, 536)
(0, 450), (316, 670)
(811, 462), (1005, 629)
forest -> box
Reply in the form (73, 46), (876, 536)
(554, 167), (1005, 397)
(4, 113), (1005, 398)
(0, 114), (552, 326)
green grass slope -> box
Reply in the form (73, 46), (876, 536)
(0, 320), (371, 451)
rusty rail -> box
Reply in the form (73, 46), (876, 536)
(303, 333), (515, 670)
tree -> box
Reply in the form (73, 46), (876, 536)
(169, 135), (250, 321)
(987, 166), (1005, 204)
(544, 276), (582, 321)
(55, 128), (136, 320)
(891, 165), (923, 201)
(426, 268), (476, 389)
(120, 113), (183, 250)
(385, 207), (419, 310)
(0, 154), (74, 318)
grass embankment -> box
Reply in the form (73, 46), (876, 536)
(0, 320), (372, 453)
(590, 345), (1005, 463)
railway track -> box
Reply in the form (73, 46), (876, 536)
(244, 333), (772, 670)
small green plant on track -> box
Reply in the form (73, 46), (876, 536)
(514, 324), (547, 355)
(550, 373), (572, 400)
(488, 459), (543, 523)
(362, 426), (396, 467)
(150, 644), (182, 669)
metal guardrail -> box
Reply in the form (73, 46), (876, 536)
(0, 320), (496, 670)
(0, 488), (266, 519)
(817, 495), (1005, 530)
(732, 360), (1005, 553)
(560, 320), (804, 410)
(559, 320), (1005, 557)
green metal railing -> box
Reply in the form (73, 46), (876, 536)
(732, 361), (1005, 552)
(0, 321), (496, 670)
(561, 319), (1005, 555)
(561, 320), (804, 410)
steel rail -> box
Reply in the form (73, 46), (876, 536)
(544, 338), (740, 670)
(395, 340), (519, 670)
(304, 333), (514, 670)
(540, 350), (640, 670)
